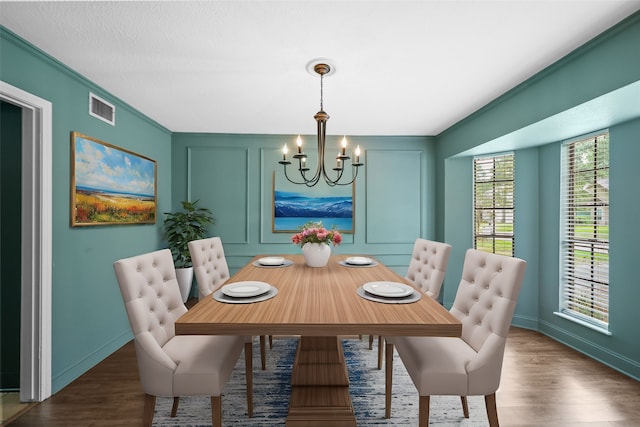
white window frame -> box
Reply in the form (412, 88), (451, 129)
(557, 131), (610, 333)
(473, 152), (515, 256)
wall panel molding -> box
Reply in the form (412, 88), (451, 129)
(187, 146), (250, 244)
(365, 150), (424, 244)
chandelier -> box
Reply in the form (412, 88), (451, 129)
(279, 62), (363, 187)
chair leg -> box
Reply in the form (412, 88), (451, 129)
(259, 335), (267, 370)
(211, 395), (222, 427)
(461, 395), (469, 418)
(485, 393), (500, 427)
(170, 396), (179, 417)
(418, 395), (430, 427)
(384, 342), (394, 418)
(143, 394), (156, 427)
(377, 336), (384, 370)
(369, 334), (374, 350)
(244, 341), (254, 418)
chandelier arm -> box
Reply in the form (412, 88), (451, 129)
(329, 164), (361, 186)
(301, 169), (321, 187)
(325, 163), (344, 185)
(299, 150), (322, 186)
(281, 163), (305, 185)
(282, 162), (318, 186)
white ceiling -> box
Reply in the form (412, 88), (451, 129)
(2, 1), (639, 136)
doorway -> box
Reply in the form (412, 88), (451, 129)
(1, 100), (22, 391)
(0, 81), (52, 402)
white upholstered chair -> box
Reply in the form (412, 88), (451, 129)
(114, 249), (253, 427)
(372, 238), (452, 369)
(188, 237), (268, 370)
(385, 248), (526, 426)
(405, 238), (453, 300)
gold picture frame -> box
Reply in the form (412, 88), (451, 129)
(70, 131), (157, 226)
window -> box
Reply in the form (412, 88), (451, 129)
(473, 153), (514, 256)
(560, 133), (609, 328)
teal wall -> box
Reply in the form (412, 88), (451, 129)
(442, 149), (541, 329)
(534, 120), (640, 379)
(535, 118), (640, 379)
(438, 13), (640, 379)
(0, 28), (172, 393)
(170, 133), (437, 280)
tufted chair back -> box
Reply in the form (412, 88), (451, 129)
(450, 248), (527, 394)
(114, 249), (188, 395)
(188, 237), (231, 300)
(405, 238), (452, 299)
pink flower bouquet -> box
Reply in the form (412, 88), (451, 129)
(291, 222), (342, 246)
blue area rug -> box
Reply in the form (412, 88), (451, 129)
(154, 337), (489, 426)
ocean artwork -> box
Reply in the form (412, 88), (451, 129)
(71, 132), (156, 226)
(273, 190), (353, 232)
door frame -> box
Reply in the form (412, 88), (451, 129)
(0, 81), (52, 402)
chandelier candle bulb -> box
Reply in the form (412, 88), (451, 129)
(282, 144), (288, 161)
(296, 135), (303, 153)
(341, 136), (347, 156)
(355, 145), (361, 163)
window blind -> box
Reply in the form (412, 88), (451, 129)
(473, 154), (514, 256)
(561, 133), (609, 326)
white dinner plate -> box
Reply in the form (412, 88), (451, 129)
(221, 281), (271, 298)
(356, 286), (421, 304)
(258, 256), (285, 266)
(214, 286), (278, 304)
(345, 256), (373, 265)
(363, 281), (415, 298)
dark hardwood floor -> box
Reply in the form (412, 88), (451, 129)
(5, 327), (640, 426)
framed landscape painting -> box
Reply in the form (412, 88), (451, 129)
(70, 132), (157, 226)
(272, 172), (354, 233)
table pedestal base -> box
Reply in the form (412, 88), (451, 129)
(285, 336), (356, 426)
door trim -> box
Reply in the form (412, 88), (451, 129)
(0, 81), (52, 401)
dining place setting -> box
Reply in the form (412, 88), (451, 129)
(212, 280), (279, 304)
(251, 255), (294, 268)
(338, 255), (423, 304)
(356, 280), (422, 304)
(338, 255), (379, 267)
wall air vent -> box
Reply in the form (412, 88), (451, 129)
(89, 92), (115, 125)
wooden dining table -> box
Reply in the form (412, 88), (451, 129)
(175, 254), (461, 426)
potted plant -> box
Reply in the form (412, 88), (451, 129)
(163, 200), (215, 302)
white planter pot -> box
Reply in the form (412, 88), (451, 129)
(175, 267), (194, 303)
(302, 242), (332, 267)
